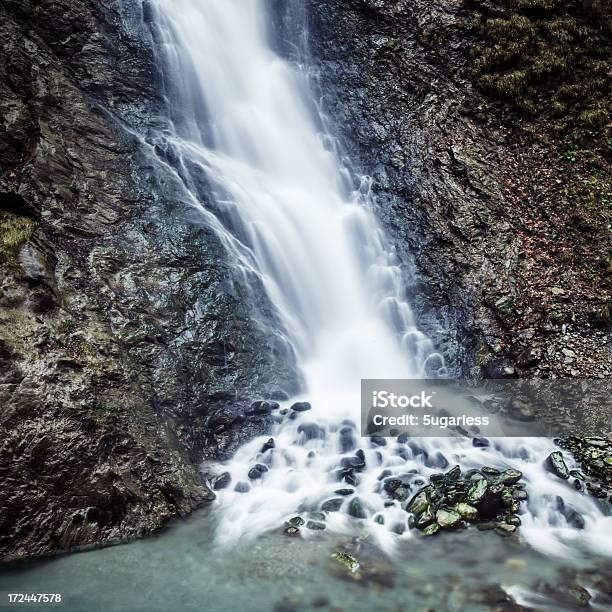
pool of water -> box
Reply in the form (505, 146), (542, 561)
(1, 508), (611, 612)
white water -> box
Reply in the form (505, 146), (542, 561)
(149, 0), (611, 558)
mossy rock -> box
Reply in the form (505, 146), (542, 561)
(0, 210), (36, 266)
(331, 552), (360, 574)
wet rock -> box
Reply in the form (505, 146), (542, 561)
(212, 472), (231, 490)
(377, 469), (392, 481)
(235, 482), (250, 493)
(261, 438), (275, 453)
(477, 522), (497, 531)
(306, 520), (326, 530)
(468, 479), (488, 503)
(347, 497), (368, 519)
(393, 486), (410, 502)
(454, 502), (478, 521)
(495, 523), (516, 536)
(501, 488), (514, 507)
(558, 437), (612, 501)
(446, 465), (461, 481)
(506, 514), (521, 527)
(512, 489), (528, 501)
(472, 437), (490, 448)
(288, 516), (305, 527)
(290, 401), (311, 412)
(247, 400), (273, 415)
(371, 436), (387, 447)
(340, 456), (366, 471)
(466, 469), (485, 480)
(284, 526), (300, 537)
(419, 523), (440, 536)
(344, 472), (358, 487)
(407, 489), (431, 516)
(566, 585), (591, 607)
(556, 497), (585, 529)
(298, 422), (325, 440)
(383, 478), (402, 494)
(248, 464), (268, 479)
(338, 426), (355, 452)
(331, 551), (360, 574)
(546, 451), (570, 479)
(481, 466), (501, 477)
(501, 469), (522, 485)
(404, 462), (527, 535)
(415, 505), (435, 528)
(321, 498), (344, 512)
(425, 451), (449, 470)
(391, 522), (406, 535)
(334, 488), (354, 496)
(436, 508), (461, 529)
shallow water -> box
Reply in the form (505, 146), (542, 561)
(1, 508), (611, 612)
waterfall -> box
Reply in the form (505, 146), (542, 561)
(148, 0), (611, 558)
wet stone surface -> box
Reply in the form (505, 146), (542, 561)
(405, 465), (528, 537)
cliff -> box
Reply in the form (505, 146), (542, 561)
(0, 0), (295, 561)
(304, 0), (610, 381)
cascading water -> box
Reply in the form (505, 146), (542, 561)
(149, 0), (611, 559)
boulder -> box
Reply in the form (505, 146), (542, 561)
(436, 508), (461, 528)
(546, 451), (570, 479)
(290, 401), (312, 412)
(347, 497), (368, 519)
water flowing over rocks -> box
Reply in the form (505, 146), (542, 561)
(1, 0), (610, 563)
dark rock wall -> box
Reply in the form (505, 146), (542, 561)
(301, 0), (610, 379)
(0, 0), (296, 561)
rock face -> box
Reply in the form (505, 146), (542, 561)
(288, 0), (610, 492)
(0, 0), (297, 561)
(294, 0), (611, 380)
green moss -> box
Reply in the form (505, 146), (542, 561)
(0, 211), (36, 265)
(471, 0), (612, 143)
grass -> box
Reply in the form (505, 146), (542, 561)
(0, 210), (36, 265)
(471, 0), (611, 144)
